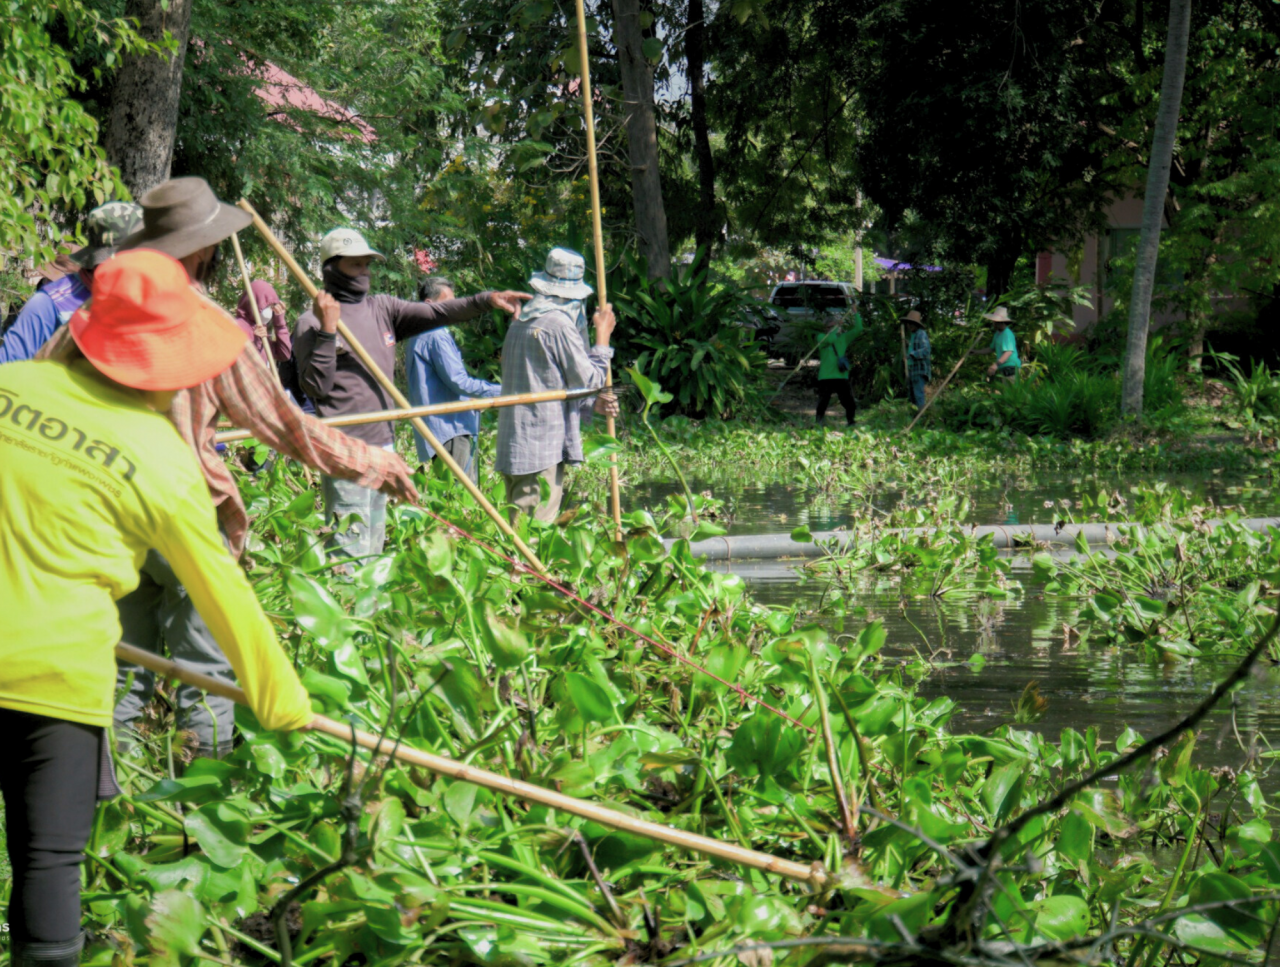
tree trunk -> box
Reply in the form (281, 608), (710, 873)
(1120, 0), (1191, 418)
(611, 0), (671, 279)
(1186, 321), (1204, 373)
(686, 0), (717, 258)
(106, 0), (194, 197)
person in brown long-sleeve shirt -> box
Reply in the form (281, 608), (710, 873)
(293, 228), (529, 561)
(37, 178), (423, 760)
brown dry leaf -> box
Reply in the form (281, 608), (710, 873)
(738, 947), (774, 967)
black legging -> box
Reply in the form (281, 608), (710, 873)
(0, 708), (100, 944)
(816, 378), (856, 424)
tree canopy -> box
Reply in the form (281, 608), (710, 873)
(3, 0), (1279, 336)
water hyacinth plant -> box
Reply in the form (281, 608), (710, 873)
(609, 249), (770, 421)
(58, 454), (1280, 967)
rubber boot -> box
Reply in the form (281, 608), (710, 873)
(10, 934), (84, 966)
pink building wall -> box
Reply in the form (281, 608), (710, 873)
(1040, 195), (1184, 332)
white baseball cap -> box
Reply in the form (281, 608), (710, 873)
(319, 228), (384, 263)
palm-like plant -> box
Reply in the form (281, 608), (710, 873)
(611, 250), (768, 419)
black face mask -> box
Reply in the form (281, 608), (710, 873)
(322, 260), (371, 304)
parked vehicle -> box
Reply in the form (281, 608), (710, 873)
(763, 281), (862, 362)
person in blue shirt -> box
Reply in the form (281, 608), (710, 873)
(0, 202), (142, 364)
(404, 275), (502, 481)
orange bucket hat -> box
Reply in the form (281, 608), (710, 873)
(69, 249), (248, 391)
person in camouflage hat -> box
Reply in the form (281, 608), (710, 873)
(0, 202), (142, 364)
(70, 201), (144, 269)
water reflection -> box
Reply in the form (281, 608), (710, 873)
(633, 469), (1277, 535)
(733, 564), (1280, 790)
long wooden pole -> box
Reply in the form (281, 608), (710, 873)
(114, 642), (827, 888)
(229, 232), (282, 387)
(572, 0), (623, 543)
(901, 329), (983, 435)
(237, 200), (549, 578)
(215, 388), (599, 444)
(767, 340), (822, 405)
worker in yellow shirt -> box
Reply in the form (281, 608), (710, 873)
(0, 250), (314, 967)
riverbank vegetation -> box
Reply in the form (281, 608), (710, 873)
(565, 395), (1274, 508)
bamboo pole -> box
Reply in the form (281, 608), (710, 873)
(236, 200), (549, 578)
(572, 0), (623, 543)
(114, 642), (828, 888)
(215, 388), (599, 444)
(230, 232), (282, 386)
(901, 329), (984, 435)
(767, 339), (822, 405)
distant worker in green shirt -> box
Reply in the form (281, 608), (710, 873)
(971, 306), (1020, 381)
(814, 303), (863, 426)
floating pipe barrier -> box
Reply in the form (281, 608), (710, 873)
(666, 517), (1280, 562)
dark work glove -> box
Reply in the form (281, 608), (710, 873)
(837, 355), (850, 372)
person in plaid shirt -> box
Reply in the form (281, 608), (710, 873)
(904, 310), (931, 411)
(39, 177), (419, 760)
(495, 248), (618, 523)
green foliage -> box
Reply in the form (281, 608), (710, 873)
(816, 526), (1018, 600)
(626, 368), (718, 531)
(936, 336), (1187, 439)
(1036, 518), (1276, 660)
(850, 0), (1129, 289)
(575, 397), (1261, 517)
(1211, 352), (1280, 426)
(814, 482), (1279, 661)
(707, 3), (863, 248)
(1108, 4), (1280, 341)
(185, 0), (461, 296)
(0, 0), (147, 262)
(612, 250), (769, 419)
(74, 430), (1280, 966)
(812, 237), (879, 287)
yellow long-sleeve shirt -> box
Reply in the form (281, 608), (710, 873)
(0, 359), (312, 731)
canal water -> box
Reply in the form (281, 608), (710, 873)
(743, 564), (1280, 781)
(638, 471), (1280, 785)
(633, 468), (1280, 534)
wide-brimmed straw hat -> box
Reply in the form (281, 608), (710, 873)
(70, 202), (143, 269)
(529, 247), (594, 300)
(983, 306), (1013, 324)
(69, 250), (248, 391)
(117, 177), (251, 260)
(319, 228), (384, 263)
(901, 309), (924, 326)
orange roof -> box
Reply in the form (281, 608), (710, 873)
(251, 60), (376, 144)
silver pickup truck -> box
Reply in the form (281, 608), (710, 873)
(758, 281), (861, 363)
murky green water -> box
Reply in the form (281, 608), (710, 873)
(632, 468), (1280, 787)
(633, 469), (1279, 534)
(731, 560), (1280, 786)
